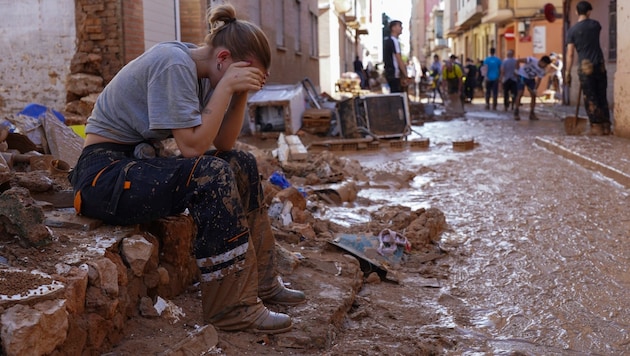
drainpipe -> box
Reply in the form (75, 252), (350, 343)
(174, 0), (181, 41)
(562, 0), (570, 105)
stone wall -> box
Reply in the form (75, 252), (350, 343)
(0, 215), (199, 355)
(65, 0), (128, 121)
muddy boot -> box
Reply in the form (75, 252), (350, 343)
(248, 208), (306, 306)
(602, 122), (612, 135)
(200, 242), (292, 333)
(514, 108), (520, 121)
(529, 112), (539, 121)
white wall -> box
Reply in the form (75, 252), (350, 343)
(0, 0), (76, 117)
(318, 4), (341, 95)
(143, 0), (179, 50)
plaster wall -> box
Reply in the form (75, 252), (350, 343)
(0, 0), (76, 117)
(613, 1), (628, 137)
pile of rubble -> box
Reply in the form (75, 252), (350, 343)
(0, 113), (447, 354)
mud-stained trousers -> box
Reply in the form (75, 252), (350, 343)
(70, 143), (283, 330)
(578, 61), (611, 125)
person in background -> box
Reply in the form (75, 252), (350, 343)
(565, 0), (611, 135)
(548, 52), (563, 102)
(482, 47), (502, 110)
(354, 55), (368, 89)
(463, 58), (478, 103)
(429, 54), (443, 103)
(501, 49), (518, 111)
(383, 20), (410, 93)
(513, 55), (552, 120)
(476, 59), (485, 96)
(442, 58), (464, 115)
(449, 55), (465, 108)
(69, 4), (305, 334)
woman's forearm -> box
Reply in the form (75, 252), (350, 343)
(214, 92), (248, 150)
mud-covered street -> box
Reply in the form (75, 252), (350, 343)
(323, 101), (630, 355)
(104, 100), (630, 355)
(3, 99), (629, 356)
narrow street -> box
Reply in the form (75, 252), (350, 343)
(323, 97), (630, 355)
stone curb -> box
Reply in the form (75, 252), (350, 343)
(535, 136), (630, 188)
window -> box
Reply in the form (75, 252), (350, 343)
(295, 0), (302, 53)
(609, 0), (616, 61)
(276, 1), (285, 48)
(309, 10), (318, 57)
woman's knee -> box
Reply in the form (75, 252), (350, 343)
(193, 156), (234, 182)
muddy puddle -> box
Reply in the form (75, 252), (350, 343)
(323, 113), (630, 355)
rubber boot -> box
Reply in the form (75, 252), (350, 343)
(248, 207), (306, 306)
(200, 241), (292, 333)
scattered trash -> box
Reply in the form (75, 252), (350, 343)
(18, 103), (66, 123)
(330, 232), (409, 278)
(268, 198), (293, 226)
(154, 296), (186, 324)
(269, 171), (291, 189)
(269, 171), (306, 196)
(311, 180), (358, 205)
(376, 229), (411, 256)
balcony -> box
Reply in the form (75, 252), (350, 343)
(434, 38), (448, 49)
(456, 0), (485, 28)
(483, 0), (562, 23)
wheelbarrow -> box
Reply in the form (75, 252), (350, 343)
(564, 84), (588, 135)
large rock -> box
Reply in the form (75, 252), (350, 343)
(0, 299), (68, 356)
(0, 187), (51, 246)
(121, 235), (154, 277)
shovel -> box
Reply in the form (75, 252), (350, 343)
(564, 84), (588, 135)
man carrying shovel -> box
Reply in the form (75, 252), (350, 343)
(565, 0), (612, 135)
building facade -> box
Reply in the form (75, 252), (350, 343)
(0, 0), (324, 119)
(411, 0), (620, 120)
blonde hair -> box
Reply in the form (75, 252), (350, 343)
(205, 4), (271, 70)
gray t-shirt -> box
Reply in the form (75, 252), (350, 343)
(501, 57), (518, 82)
(86, 42), (212, 144)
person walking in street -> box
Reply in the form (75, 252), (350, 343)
(513, 55), (552, 120)
(501, 49), (518, 111)
(463, 58), (478, 103)
(69, 4), (305, 334)
(442, 57), (465, 115)
(383, 20), (410, 93)
(482, 47), (502, 110)
(429, 54), (443, 103)
(565, 0), (612, 135)
(476, 59), (485, 96)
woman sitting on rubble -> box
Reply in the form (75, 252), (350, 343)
(69, 4), (305, 334)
